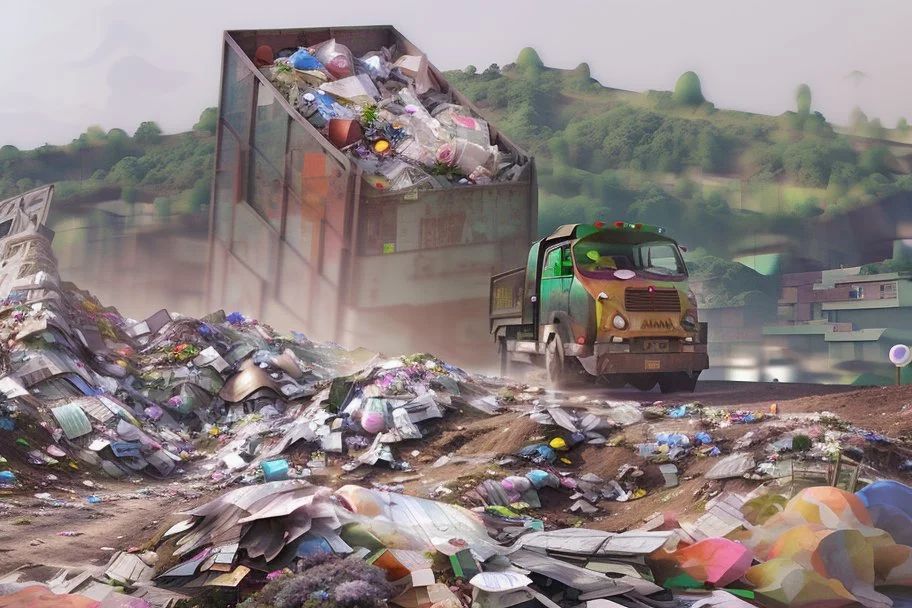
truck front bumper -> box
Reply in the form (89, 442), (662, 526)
(572, 343), (709, 376)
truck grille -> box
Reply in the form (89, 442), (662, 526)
(624, 288), (681, 313)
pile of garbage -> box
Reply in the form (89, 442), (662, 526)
(0, 193), (508, 492)
(255, 39), (527, 191)
(10, 479), (912, 608)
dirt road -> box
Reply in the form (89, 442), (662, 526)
(552, 380), (862, 408)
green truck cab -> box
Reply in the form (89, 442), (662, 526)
(489, 221), (709, 392)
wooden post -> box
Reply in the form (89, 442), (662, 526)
(898, 366), (902, 386)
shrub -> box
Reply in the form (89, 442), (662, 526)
(239, 553), (394, 608)
(792, 435), (812, 452)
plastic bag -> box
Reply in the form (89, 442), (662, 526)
(358, 50), (392, 80)
(289, 48), (325, 71)
(432, 104), (491, 147)
(313, 39), (354, 80)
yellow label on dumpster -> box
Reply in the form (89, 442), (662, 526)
(645, 359), (661, 371)
(383, 243), (395, 254)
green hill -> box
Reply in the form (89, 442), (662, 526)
(444, 52), (912, 257)
(0, 111), (216, 214)
(3, 50), (911, 268)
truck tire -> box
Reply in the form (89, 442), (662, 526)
(628, 374), (658, 392)
(545, 334), (570, 389)
(600, 375), (626, 389)
(659, 372), (700, 394)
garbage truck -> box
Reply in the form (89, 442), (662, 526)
(489, 221), (709, 392)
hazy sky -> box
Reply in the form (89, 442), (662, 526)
(2, 0), (910, 149)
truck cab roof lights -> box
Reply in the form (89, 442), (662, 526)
(594, 221), (605, 228)
(610, 221), (666, 234)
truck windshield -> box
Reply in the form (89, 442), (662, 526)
(572, 238), (687, 279)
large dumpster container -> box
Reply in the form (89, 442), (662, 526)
(206, 25), (537, 368)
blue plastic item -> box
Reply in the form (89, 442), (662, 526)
(289, 48), (325, 71)
(262, 459), (290, 481)
(0, 470), (15, 483)
(525, 470), (551, 489)
(695, 432), (712, 445)
(856, 480), (912, 546)
(296, 535), (333, 556)
(87, 495), (101, 503)
(519, 445), (556, 463)
(0, 417), (14, 431)
(669, 405), (690, 418)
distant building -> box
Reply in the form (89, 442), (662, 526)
(763, 268), (912, 384)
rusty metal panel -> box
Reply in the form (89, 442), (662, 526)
(350, 243), (499, 309)
(229, 27), (396, 61)
(358, 184), (531, 258)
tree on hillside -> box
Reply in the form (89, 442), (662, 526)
(850, 107), (868, 133)
(193, 108), (218, 135)
(697, 129), (726, 173)
(122, 185), (138, 206)
(464, 65), (477, 75)
(547, 135), (569, 165)
(516, 47), (544, 72)
(860, 145), (888, 174)
(573, 63), (591, 80)
(134, 121), (163, 144)
(863, 118), (886, 140)
(103, 128), (132, 166)
(672, 71), (705, 106)
(85, 125), (107, 144)
(897, 117), (910, 135)
(189, 179), (211, 213)
(0, 145), (19, 162)
(482, 63), (501, 79)
(627, 185), (683, 231)
(106, 156), (143, 185)
(795, 84), (812, 116)
(154, 196), (172, 218)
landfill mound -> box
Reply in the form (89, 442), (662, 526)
(6, 188), (912, 607)
(256, 37), (528, 191)
(0, 189), (513, 494)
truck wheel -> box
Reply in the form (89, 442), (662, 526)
(629, 374), (658, 392)
(600, 375), (626, 389)
(659, 372), (700, 394)
(545, 334), (570, 389)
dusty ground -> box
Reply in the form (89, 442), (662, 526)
(2, 380), (912, 579)
(0, 479), (207, 574)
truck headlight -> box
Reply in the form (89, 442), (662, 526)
(612, 314), (628, 330)
(681, 314), (697, 331)
(687, 290), (698, 307)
